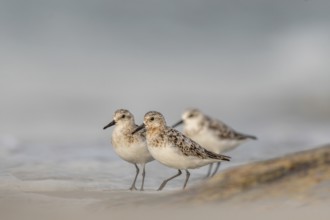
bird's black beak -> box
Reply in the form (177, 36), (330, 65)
(103, 120), (116, 130)
(172, 119), (183, 128)
(132, 123), (145, 134)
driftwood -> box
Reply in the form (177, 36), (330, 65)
(175, 144), (330, 203)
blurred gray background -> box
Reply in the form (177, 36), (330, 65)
(1, 0), (330, 144)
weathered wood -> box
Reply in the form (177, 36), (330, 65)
(176, 144), (330, 203)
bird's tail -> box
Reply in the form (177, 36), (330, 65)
(245, 134), (257, 140)
(205, 149), (231, 161)
(238, 132), (257, 140)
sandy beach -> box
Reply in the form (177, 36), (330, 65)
(1, 188), (329, 220)
(1, 186), (329, 220)
(1, 145), (329, 220)
(1, 1), (330, 219)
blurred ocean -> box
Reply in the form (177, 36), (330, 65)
(1, 0), (330, 191)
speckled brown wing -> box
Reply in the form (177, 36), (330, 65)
(166, 127), (231, 161)
(206, 117), (257, 140)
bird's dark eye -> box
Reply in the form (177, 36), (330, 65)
(188, 114), (194, 118)
(122, 115), (126, 119)
(150, 117), (154, 121)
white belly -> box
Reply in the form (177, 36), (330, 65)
(189, 130), (245, 154)
(111, 126), (154, 165)
(147, 144), (215, 170)
(113, 142), (154, 165)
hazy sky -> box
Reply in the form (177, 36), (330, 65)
(1, 0), (330, 141)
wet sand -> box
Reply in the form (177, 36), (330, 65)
(1, 144), (329, 220)
(1, 189), (329, 220)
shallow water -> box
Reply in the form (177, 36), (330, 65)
(1, 120), (329, 193)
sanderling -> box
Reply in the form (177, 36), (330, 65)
(132, 111), (230, 190)
(103, 109), (154, 191)
(172, 108), (257, 177)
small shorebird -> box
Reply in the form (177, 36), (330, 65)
(132, 111), (230, 190)
(103, 109), (154, 191)
(172, 108), (257, 177)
